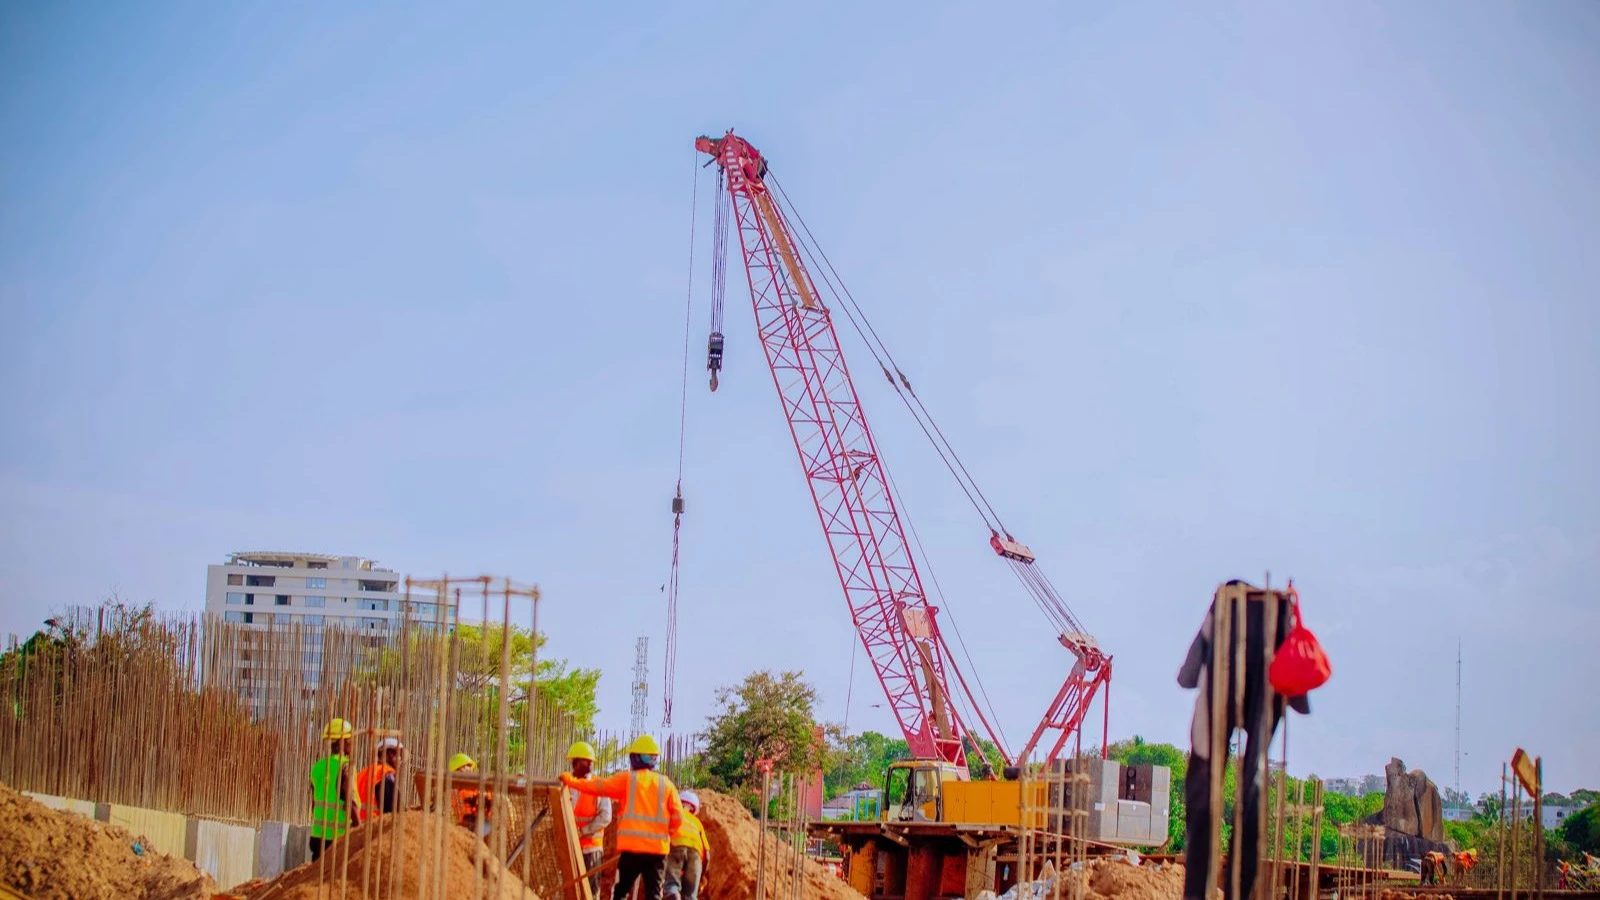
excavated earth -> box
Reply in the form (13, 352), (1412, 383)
(1071, 857), (1188, 900)
(0, 782), (216, 900)
(238, 811), (539, 900)
(693, 790), (864, 900)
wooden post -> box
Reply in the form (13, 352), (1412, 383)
(1534, 757), (1544, 900)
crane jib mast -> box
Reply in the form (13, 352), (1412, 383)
(694, 130), (1111, 767)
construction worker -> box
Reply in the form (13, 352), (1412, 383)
(309, 718), (355, 861)
(561, 734), (682, 900)
(1421, 850), (1448, 885)
(564, 741), (612, 895)
(448, 753), (492, 834)
(354, 736), (403, 823)
(666, 790), (710, 900)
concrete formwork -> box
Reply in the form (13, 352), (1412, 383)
(108, 803), (190, 859)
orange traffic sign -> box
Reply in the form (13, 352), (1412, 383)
(1511, 748), (1540, 798)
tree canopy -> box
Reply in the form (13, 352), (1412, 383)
(360, 621), (600, 729)
(701, 670), (837, 810)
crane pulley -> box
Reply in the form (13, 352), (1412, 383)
(688, 129), (1111, 766)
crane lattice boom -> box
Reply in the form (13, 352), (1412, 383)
(696, 130), (1109, 766)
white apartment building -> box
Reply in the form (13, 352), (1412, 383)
(203, 551), (453, 714)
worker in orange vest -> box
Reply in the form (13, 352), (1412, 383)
(562, 734), (682, 900)
(355, 736), (403, 823)
(666, 790), (710, 900)
(447, 753), (492, 833)
(564, 741), (612, 896)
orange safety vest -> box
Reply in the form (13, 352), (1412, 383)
(451, 787), (490, 826)
(569, 777), (605, 851)
(355, 763), (395, 822)
(615, 770), (677, 855)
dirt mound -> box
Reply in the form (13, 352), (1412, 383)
(1082, 858), (1185, 900)
(1003, 858), (1186, 900)
(694, 790), (863, 900)
(0, 782), (215, 900)
(241, 812), (538, 900)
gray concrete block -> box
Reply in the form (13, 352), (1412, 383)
(184, 817), (200, 861)
(255, 821), (289, 881)
(93, 802), (111, 822)
(1089, 799), (1119, 842)
(1116, 799), (1151, 844)
(1151, 812), (1171, 847)
(282, 825), (310, 871)
(1149, 766), (1171, 816)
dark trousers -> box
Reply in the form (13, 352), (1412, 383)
(614, 851), (667, 900)
(583, 849), (604, 897)
(1182, 709), (1280, 900)
(309, 836), (333, 862)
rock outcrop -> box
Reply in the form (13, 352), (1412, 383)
(1380, 757), (1444, 844)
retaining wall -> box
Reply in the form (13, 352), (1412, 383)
(19, 791), (304, 891)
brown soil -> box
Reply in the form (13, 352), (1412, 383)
(240, 812), (539, 900)
(694, 790), (863, 900)
(1070, 857), (1187, 900)
(0, 782), (216, 900)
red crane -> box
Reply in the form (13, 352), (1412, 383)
(694, 130), (1110, 767)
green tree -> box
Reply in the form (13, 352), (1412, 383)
(361, 621), (600, 729)
(701, 670), (838, 810)
(1563, 803), (1600, 855)
(827, 730), (910, 798)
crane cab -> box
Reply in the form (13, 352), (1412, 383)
(883, 760), (968, 823)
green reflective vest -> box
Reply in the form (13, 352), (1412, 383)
(310, 753), (350, 840)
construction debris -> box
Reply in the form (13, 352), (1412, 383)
(237, 811), (539, 900)
(986, 858), (1189, 900)
(0, 783), (215, 900)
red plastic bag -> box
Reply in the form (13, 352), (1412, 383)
(1269, 585), (1331, 696)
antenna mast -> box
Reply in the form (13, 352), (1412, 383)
(631, 635), (649, 737)
(1454, 640), (1462, 803)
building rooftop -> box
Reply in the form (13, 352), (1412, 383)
(225, 551), (392, 571)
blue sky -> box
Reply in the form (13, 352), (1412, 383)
(2, 1), (1596, 797)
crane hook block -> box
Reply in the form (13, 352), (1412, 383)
(706, 332), (725, 370)
(671, 494), (685, 515)
(706, 331), (725, 392)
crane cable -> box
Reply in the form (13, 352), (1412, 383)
(663, 154), (701, 727)
(882, 463), (1012, 762)
(771, 176), (1010, 534)
(769, 174), (1092, 645)
(766, 175), (1012, 756)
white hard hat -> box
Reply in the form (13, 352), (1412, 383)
(681, 791), (700, 812)
(377, 736), (404, 751)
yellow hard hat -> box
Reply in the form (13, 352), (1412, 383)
(627, 734), (662, 756)
(566, 741), (597, 762)
(322, 718), (353, 741)
(449, 753), (476, 772)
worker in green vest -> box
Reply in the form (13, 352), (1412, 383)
(309, 718), (356, 861)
